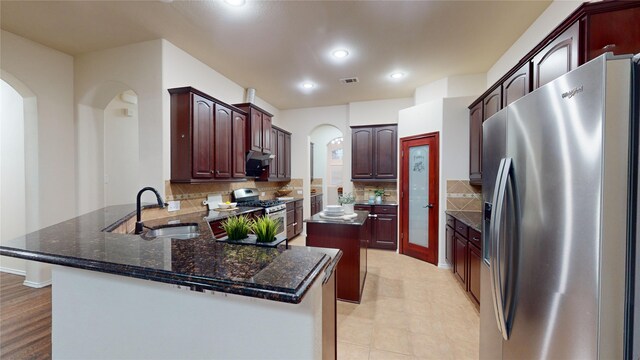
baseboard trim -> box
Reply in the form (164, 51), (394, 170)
(438, 262), (452, 269)
(23, 279), (52, 288)
(0, 267), (26, 276)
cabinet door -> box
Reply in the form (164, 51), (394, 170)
(468, 244), (481, 306)
(351, 128), (374, 179)
(373, 126), (397, 179)
(454, 236), (467, 286)
(445, 226), (455, 270)
(249, 110), (262, 152)
(469, 102), (483, 185)
(294, 203), (303, 235)
(262, 114), (272, 154)
(192, 94), (214, 179)
(586, 7), (640, 61)
(277, 130), (286, 178)
(533, 22), (579, 89)
(232, 111), (246, 178)
(311, 197), (317, 215)
(372, 214), (397, 250)
(503, 62), (531, 107)
(318, 197), (323, 213)
(483, 86), (502, 121)
(269, 128), (278, 178)
(284, 133), (291, 179)
(214, 104), (232, 178)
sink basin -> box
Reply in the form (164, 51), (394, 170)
(143, 225), (200, 240)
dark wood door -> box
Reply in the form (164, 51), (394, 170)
(249, 110), (262, 152)
(214, 104), (232, 178)
(351, 128), (373, 179)
(454, 235), (467, 286)
(483, 86), (502, 121)
(191, 94), (214, 179)
(232, 111), (246, 178)
(445, 225), (454, 269)
(373, 214), (397, 250)
(503, 63), (531, 107)
(586, 7), (640, 61)
(400, 132), (439, 265)
(469, 102), (483, 186)
(533, 21), (579, 89)
(277, 130), (286, 178)
(269, 128), (278, 178)
(284, 133), (291, 179)
(262, 114), (272, 154)
(373, 126), (397, 179)
(468, 243), (481, 306)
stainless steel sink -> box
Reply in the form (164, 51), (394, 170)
(143, 225), (200, 240)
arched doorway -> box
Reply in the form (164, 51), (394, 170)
(309, 125), (344, 206)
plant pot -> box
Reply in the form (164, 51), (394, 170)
(343, 203), (354, 215)
(375, 196), (382, 204)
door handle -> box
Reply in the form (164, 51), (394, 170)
(423, 204), (434, 208)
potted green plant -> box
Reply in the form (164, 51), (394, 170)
(251, 215), (279, 243)
(374, 189), (385, 204)
(338, 192), (356, 215)
(221, 215), (252, 241)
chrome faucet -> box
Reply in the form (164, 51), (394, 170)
(134, 187), (166, 234)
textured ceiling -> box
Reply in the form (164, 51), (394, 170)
(0, 0), (551, 110)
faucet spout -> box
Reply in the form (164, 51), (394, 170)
(135, 187), (165, 234)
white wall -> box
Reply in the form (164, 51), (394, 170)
(349, 98), (413, 126)
(0, 80), (26, 274)
(310, 125), (343, 205)
(398, 96), (474, 267)
(1, 30), (75, 286)
(75, 39), (163, 211)
(414, 74), (486, 105)
(104, 91), (140, 206)
(486, 0), (582, 86)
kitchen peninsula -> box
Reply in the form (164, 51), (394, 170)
(0, 205), (341, 359)
(305, 210), (368, 303)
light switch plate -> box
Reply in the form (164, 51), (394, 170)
(297, 190), (302, 195)
(167, 200), (180, 212)
(261, 192), (265, 196)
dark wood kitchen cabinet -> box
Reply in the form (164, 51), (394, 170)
(234, 103), (273, 154)
(482, 86), (502, 121)
(294, 199), (303, 236)
(355, 204), (397, 250)
(447, 213), (481, 308)
(445, 223), (454, 267)
(169, 87), (247, 183)
(351, 124), (397, 181)
(264, 126), (291, 181)
(454, 235), (467, 286)
(468, 240), (482, 305)
(467, 1), (640, 186)
(468, 102), (483, 186)
(311, 194), (323, 216)
(286, 200), (303, 240)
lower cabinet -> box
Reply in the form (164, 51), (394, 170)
(447, 214), (481, 308)
(311, 194), (323, 216)
(287, 200), (304, 239)
(355, 204), (398, 250)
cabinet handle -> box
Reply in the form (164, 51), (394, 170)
(292, 222), (297, 226)
(215, 170), (220, 175)
(472, 237), (480, 241)
(369, 173), (372, 176)
(210, 170), (215, 174)
(368, 214), (378, 218)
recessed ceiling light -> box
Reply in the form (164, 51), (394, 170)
(302, 82), (315, 89)
(390, 72), (405, 79)
(332, 49), (349, 59)
(224, 0), (246, 6)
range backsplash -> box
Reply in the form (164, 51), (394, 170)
(446, 179), (481, 211)
(352, 181), (398, 202)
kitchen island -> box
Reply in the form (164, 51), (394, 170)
(0, 205), (341, 359)
(305, 210), (368, 303)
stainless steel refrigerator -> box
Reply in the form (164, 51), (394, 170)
(480, 53), (640, 359)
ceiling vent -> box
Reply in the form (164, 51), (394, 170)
(339, 77), (359, 84)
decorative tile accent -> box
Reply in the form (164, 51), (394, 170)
(353, 181), (398, 202)
(446, 180), (481, 211)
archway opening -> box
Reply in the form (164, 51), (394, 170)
(309, 125), (343, 206)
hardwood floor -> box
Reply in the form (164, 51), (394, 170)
(0, 272), (51, 360)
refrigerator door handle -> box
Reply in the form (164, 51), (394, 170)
(490, 157), (512, 340)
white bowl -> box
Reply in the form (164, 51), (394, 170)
(218, 203), (230, 209)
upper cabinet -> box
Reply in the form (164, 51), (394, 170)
(169, 87), (247, 183)
(351, 124), (397, 181)
(233, 103), (274, 155)
(263, 126), (291, 182)
(467, 1), (640, 186)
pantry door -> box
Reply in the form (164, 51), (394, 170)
(400, 132), (439, 265)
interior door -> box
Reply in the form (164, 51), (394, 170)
(400, 132), (439, 265)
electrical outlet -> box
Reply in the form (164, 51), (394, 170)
(297, 190), (302, 195)
(261, 192), (265, 196)
(167, 200), (180, 212)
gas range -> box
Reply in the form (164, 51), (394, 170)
(232, 188), (287, 214)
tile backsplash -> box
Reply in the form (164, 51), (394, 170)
(446, 180), (481, 211)
(352, 181), (398, 202)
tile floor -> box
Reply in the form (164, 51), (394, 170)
(289, 236), (480, 360)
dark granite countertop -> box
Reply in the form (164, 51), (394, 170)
(280, 198), (303, 204)
(202, 206), (263, 222)
(445, 210), (482, 232)
(0, 205), (341, 304)
(354, 201), (398, 206)
(304, 210), (369, 226)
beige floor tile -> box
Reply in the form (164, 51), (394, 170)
(369, 349), (416, 360)
(371, 325), (413, 355)
(410, 331), (453, 359)
(337, 341), (370, 360)
(338, 316), (374, 346)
